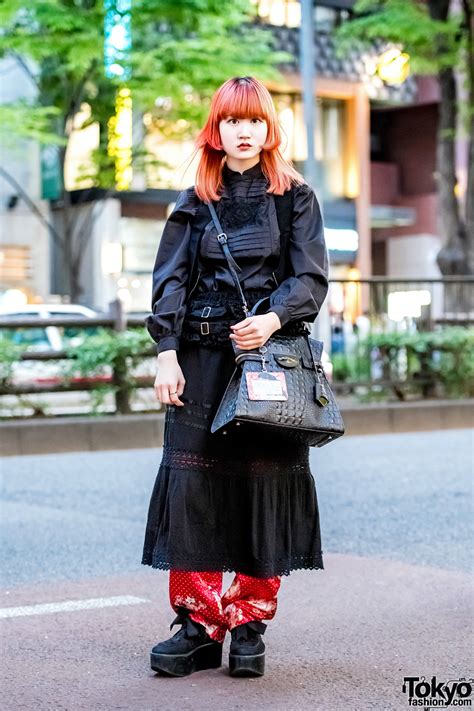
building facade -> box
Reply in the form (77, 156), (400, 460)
(78, 0), (426, 315)
(6, 0), (463, 329)
(0, 56), (50, 309)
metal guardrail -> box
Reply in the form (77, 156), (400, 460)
(0, 279), (473, 414)
(329, 276), (474, 324)
(0, 316), (146, 329)
(325, 277), (474, 400)
(0, 300), (155, 414)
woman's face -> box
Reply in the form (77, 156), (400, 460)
(219, 115), (268, 168)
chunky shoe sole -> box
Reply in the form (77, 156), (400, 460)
(229, 652), (265, 677)
(151, 641), (223, 677)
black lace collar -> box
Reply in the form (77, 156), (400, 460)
(222, 161), (265, 181)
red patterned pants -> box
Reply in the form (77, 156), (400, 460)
(169, 570), (282, 643)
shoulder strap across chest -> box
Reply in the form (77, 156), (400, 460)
(186, 186), (295, 292)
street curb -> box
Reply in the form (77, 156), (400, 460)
(1, 399), (472, 456)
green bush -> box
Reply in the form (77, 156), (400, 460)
(63, 328), (152, 379)
(0, 339), (25, 384)
(62, 328), (155, 412)
(331, 351), (371, 382)
(362, 326), (474, 397)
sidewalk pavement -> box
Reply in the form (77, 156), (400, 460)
(1, 553), (472, 711)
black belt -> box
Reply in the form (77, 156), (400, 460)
(181, 290), (309, 347)
(181, 308), (309, 346)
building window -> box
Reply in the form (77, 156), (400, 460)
(275, 94), (348, 201)
(0, 246), (32, 289)
(251, 1), (351, 28)
(251, 0), (301, 27)
(314, 6), (350, 30)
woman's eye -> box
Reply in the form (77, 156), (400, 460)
(226, 117), (262, 124)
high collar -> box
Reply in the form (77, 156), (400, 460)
(222, 160), (264, 181)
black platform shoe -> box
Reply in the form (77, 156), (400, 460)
(228, 620), (267, 677)
(150, 608), (223, 677)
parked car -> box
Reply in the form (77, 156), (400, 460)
(0, 303), (99, 348)
(0, 304), (100, 386)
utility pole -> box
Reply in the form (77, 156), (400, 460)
(299, 0), (331, 347)
(299, 0), (318, 191)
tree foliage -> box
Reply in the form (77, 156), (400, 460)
(0, 0), (289, 299)
(336, 0), (474, 275)
(0, 0), (286, 173)
(337, 0), (462, 74)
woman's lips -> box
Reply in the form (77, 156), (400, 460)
(238, 145), (252, 150)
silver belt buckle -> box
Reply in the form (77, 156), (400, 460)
(201, 306), (212, 317)
(200, 322), (210, 335)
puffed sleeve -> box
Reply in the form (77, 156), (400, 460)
(268, 182), (329, 327)
(145, 187), (200, 353)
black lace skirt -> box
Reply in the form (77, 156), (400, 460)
(141, 289), (324, 578)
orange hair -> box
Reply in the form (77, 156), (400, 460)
(192, 76), (305, 202)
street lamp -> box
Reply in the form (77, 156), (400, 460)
(376, 48), (410, 85)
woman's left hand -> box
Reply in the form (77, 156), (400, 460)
(229, 312), (282, 350)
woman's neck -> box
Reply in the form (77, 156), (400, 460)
(225, 156), (261, 174)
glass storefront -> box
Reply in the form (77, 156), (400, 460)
(111, 216), (163, 311)
(250, 0), (351, 28)
(275, 94), (348, 202)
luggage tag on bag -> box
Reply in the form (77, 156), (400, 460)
(245, 346), (288, 401)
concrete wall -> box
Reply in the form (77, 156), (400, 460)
(0, 55), (50, 303)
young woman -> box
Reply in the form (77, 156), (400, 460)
(142, 76), (329, 678)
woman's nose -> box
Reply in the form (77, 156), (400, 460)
(238, 122), (252, 136)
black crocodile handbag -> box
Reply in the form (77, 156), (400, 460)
(206, 201), (345, 448)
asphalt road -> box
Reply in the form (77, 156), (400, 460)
(1, 429), (473, 710)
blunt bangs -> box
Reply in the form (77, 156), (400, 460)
(215, 81), (270, 123)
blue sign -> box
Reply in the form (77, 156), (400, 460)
(104, 0), (132, 78)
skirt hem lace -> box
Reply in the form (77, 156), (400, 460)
(141, 552), (324, 579)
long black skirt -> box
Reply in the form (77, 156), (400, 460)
(141, 309), (324, 578)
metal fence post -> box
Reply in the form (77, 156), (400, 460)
(109, 299), (131, 414)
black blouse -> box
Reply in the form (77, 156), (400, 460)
(147, 161), (329, 353)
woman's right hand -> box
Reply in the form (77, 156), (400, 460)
(154, 350), (186, 406)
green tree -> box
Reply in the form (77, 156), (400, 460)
(0, 0), (287, 301)
(336, 0), (474, 276)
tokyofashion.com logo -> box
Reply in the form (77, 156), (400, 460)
(402, 676), (473, 707)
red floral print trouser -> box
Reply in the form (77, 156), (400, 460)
(169, 570), (282, 643)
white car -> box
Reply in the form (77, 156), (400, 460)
(0, 304), (99, 385)
(0, 303), (98, 349)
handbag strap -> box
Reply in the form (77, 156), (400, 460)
(206, 201), (252, 316)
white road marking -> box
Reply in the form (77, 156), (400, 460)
(0, 595), (150, 619)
